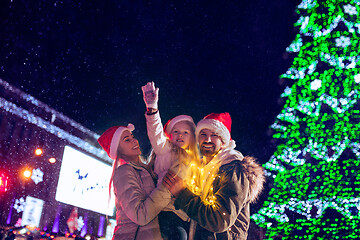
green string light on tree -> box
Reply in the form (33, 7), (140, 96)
(252, 0), (360, 239)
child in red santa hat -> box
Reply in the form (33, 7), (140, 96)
(141, 81), (200, 240)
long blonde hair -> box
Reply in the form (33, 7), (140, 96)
(169, 121), (203, 194)
(108, 157), (120, 199)
(108, 148), (145, 199)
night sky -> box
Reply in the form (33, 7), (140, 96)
(1, 0), (300, 163)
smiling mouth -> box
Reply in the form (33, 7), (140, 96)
(132, 145), (139, 150)
(201, 144), (214, 149)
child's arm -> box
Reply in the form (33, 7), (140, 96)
(142, 82), (170, 155)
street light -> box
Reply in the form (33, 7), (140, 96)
(34, 148), (43, 156)
(23, 169), (32, 178)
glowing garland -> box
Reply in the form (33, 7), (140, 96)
(0, 79), (100, 139)
(185, 162), (219, 208)
(253, 0), (360, 239)
(0, 97), (109, 162)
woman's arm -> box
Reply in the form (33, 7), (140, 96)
(114, 164), (172, 226)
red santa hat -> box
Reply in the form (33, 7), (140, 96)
(196, 112), (236, 149)
(98, 123), (135, 160)
(164, 115), (195, 138)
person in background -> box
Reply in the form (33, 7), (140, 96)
(98, 124), (165, 240)
(141, 82), (201, 240)
(163, 112), (265, 240)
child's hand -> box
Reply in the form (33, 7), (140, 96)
(141, 81), (159, 110)
(162, 171), (185, 198)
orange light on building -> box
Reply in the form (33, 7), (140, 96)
(48, 157), (56, 163)
(26, 225), (36, 231)
(23, 169), (32, 178)
(35, 148), (43, 156)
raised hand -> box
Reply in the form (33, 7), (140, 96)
(141, 81), (159, 110)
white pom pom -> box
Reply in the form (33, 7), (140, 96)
(227, 140), (236, 149)
(127, 123), (135, 131)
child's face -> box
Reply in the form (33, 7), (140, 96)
(169, 121), (193, 149)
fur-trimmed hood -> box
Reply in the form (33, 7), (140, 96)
(217, 148), (266, 203)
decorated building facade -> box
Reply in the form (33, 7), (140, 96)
(0, 79), (115, 239)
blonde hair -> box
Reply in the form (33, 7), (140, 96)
(146, 120), (201, 181)
(108, 156), (120, 199)
(108, 146), (145, 200)
(168, 121), (203, 194)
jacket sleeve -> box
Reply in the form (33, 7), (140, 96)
(114, 165), (172, 226)
(174, 161), (249, 233)
(145, 111), (171, 155)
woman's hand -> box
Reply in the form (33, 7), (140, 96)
(141, 81), (159, 111)
(162, 171), (185, 198)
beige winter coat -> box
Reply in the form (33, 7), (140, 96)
(112, 162), (164, 240)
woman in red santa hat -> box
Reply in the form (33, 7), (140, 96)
(98, 123), (168, 240)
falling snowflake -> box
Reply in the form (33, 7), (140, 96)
(31, 168), (44, 184)
(77, 216), (85, 230)
(14, 197), (26, 213)
(344, 4), (357, 15)
(335, 36), (351, 48)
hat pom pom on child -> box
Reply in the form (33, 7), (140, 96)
(98, 123), (135, 160)
(196, 112), (236, 149)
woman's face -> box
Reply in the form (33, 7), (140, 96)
(117, 130), (141, 161)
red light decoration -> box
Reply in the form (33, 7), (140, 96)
(0, 173), (8, 192)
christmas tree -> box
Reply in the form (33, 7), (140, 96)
(252, 0), (360, 239)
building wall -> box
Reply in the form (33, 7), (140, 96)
(0, 79), (112, 237)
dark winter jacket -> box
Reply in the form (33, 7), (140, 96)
(174, 149), (265, 240)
